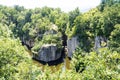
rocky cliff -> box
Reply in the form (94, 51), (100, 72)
(33, 44), (61, 62)
(94, 36), (107, 51)
(67, 37), (79, 58)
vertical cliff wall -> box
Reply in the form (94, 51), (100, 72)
(67, 37), (79, 58)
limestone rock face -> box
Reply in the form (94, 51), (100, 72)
(67, 37), (79, 58)
(94, 36), (101, 50)
(33, 44), (61, 62)
(21, 36), (34, 49)
(94, 36), (107, 51)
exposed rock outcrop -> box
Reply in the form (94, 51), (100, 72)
(94, 36), (107, 51)
(94, 36), (101, 50)
(67, 37), (79, 58)
(21, 35), (35, 50)
(33, 44), (62, 62)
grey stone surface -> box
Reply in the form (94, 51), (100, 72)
(67, 37), (79, 58)
(94, 36), (107, 51)
(34, 44), (61, 62)
(94, 36), (101, 50)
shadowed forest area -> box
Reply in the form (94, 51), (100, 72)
(0, 0), (120, 80)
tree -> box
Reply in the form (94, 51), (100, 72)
(110, 24), (120, 51)
(0, 38), (41, 80)
(0, 23), (13, 38)
(69, 8), (80, 28)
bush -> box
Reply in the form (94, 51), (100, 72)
(0, 38), (41, 80)
(72, 48), (120, 80)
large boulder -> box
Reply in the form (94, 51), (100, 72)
(67, 37), (79, 58)
(33, 44), (61, 62)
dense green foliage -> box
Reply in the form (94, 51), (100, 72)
(0, 0), (120, 79)
(0, 24), (41, 80)
(72, 48), (120, 79)
(110, 24), (120, 52)
(73, 1), (120, 52)
(33, 48), (120, 80)
(0, 38), (41, 80)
